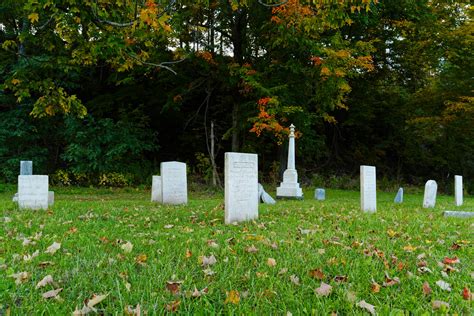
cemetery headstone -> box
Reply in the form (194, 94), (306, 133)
(225, 152), (258, 224)
(258, 184), (276, 205)
(48, 191), (54, 206)
(360, 165), (376, 213)
(276, 124), (303, 199)
(423, 180), (437, 208)
(161, 162), (187, 205)
(455, 175), (463, 206)
(151, 176), (163, 203)
(18, 175), (49, 210)
(443, 210), (474, 218)
(20, 161), (33, 175)
(314, 188), (325, 201)
(394, 187), (403, 203)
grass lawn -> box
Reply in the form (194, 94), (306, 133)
(1, 185), (472, 315)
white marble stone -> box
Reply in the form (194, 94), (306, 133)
(151, 175), (163, 202)
(48, 191), (54, 206)
(394, 187), (403, 203)
(20, 161), (33, 175)
(276, 124), (303, 199)
(161, 162), (187, 205)
(423, 180), (437, 208)
(18, 175), (49, 210)
(443, 210), (473, 218)
(315, 188), (325, 201)
(360, 165), (376, 213)
(225, 152), (258, 224)
(455, 175), (463, 206)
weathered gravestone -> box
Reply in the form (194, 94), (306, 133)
(455, 175), (463, 206)
(20, 161), (33, 175)
(258, 184), (276, 205)
(151, 176), (162, 203)
(276, 124), (303, 199)
(48, 191), (54, 206)
(225, 153), (258, 224)
(360, 165), (376, 213)
(394, 187), (403, 203)
(443, 210), (474, 218)
(423, 180), (437, 208)
(161, 162), (187, 205)
(18, 175), (49, 210)
(314, 188), (325, 201)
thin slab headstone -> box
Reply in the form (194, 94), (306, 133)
(161, 162), (187, 205)
(443, 210), (474, 218)
(48, 191), (54, 206)
(18, 175), (49, 210)
(258, 183), (276, 205)
(20, 161), (33, 175)
(360, 165), (376, 213)
(151, 175), (163, 202)
(225, 152), (258, 224)
(423, 180), (437, 208)
(454, 175), (463, 206)
(394, 187), (403, 203)
(314, 188), (325, 201)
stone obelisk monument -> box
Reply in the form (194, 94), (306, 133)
(276, 124), (303, 199)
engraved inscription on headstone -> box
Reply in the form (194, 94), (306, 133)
(225, 153), (258, 224)
(423, 180), (437, 208)
(18, 175), (49, 210)
(360, 165), (376, 213)
(454, 175), (463, 206)
(161, 162), (187, 205)
(151, 175), (163, 203)
(20, 161), (33, 176)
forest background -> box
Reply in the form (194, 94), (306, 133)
(0, 0), (472, 193)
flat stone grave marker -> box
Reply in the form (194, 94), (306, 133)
(360, 165), (376, 213)
(314, 188), (325, 201)
(443, 210), (474, 218)
(18, 175), (49, 210)
(161, 162), (187, 205)
(455, 175), (463, 206)
(394, 187), (403, 203)
(151, 175), (162, 202)
(225, 152), (258, 224)
(423, 180), (437, 208)
(20, 161), (33, 175)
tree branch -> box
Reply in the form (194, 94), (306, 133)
(126, 52), (184, 75)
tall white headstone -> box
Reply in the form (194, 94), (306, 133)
(151, 175), (163, 202)
(161, 162), (187, 205)
(18, 175), (49, 210)
(360, 165), (376, 213)
(454, 175), (463, 206)
(423, 180), (437, 208)
(225, 152), (258, 224)
(276, 124), (303, 199)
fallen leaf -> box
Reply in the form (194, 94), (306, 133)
(417, 267), (432, 274)
(290, 275), (300, 285)
(164, 224), (174, 229)
(462, 287), (471, 300)
(203, 268), (215, 276)
(443, 256), (460, 264)
(185, 249), (192, 258)
(135, 254), (147, 266)
(309, 268), (325, 280)
(315, 282), (332, 296)
(87, 293), (108, 308)
(450, 242), (461, 250)
(334, 275), (348, 283)
(435, 280), (451, 292)
(125, 304), (141, 316)
(246, 245), (258, 253)
(121, 242), (133, 253)
(422, 281), (431, 295)
(225, 290), (240, 305)
(24, 250), (40, 262)
(36, 275), (53, 289)
(165, 300), (180, 312)
(10, 271), (30, 285)
(357, 300), (376, 315)
(207, 240), (219, 248)
(202, 255), (217, 267)
(166, 281), (183, 295)
(383, 272), (400, 287)
(403, 245), (417, 252)
(45, 242), (61, 255)
(267, 258), (276, 267)
(432, 300), (449, 310)
(371, 281), (381, 293)
(42, 288), (62, 299)
(191, 287), (208, 298)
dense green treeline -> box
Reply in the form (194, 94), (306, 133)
(0, 1), (472, 192)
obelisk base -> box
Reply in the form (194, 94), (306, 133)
(276, 169), (303, 199)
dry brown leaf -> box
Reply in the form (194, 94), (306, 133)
(278, 268), (288, 275)
(125, 304), (141, 316)
(36, 275), (54, 289)
(371, 281), (381, 293)
(185, 249), (192, 258)
(315, 282), (332, 297)
(357, 300), (376, 315)
(42, 288), (62, 299)
(309, 268), (325, 280)
(87, 293), (108, 308)
(246, 245), (258, 253)
(202, 255), (217, 267)
(225, 290), (240, 304)
(462, 287), (472, 300)
(422, 281), (431, 295)
(267, 258), (276, 267)
(165, 300), (180, 312)
(443, 256), (460, 264)
(432, 300), (449, 310)
(10, 271), (30, 285)
(290, 275), (300, 285)
(334, 275), (348, 283)
(166, 281), (183, 295)
(135, 254), (147, 266)
(45, 242), (61, 255)
(121, 242), (133, 253)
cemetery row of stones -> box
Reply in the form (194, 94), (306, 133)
(13, 125), (471, 221)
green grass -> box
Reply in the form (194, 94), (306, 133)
(1, 186), (472, 315)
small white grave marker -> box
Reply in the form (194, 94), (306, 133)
(151, 176), (162, 202)
(225, 152), (258, 224)
(454, 175), (463, 206)
(423, 180), (437, 208)
(360, 165), (376, 213)
(161, 162), (187, 205)
(18, 175), (49, 210)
